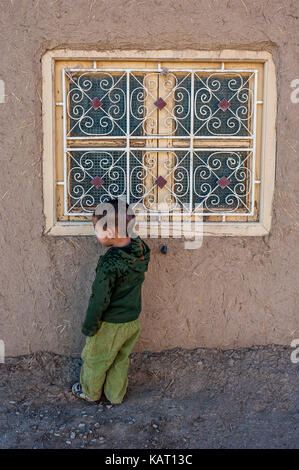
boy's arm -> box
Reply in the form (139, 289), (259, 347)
(81, 265), (116, 337)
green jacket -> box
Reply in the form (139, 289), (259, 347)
(81, 235), (151, 336)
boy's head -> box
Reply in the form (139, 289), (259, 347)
(92, 197), (136, 247)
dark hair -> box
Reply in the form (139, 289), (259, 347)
(92, 197), (135, 236)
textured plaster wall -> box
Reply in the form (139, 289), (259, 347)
(0, 0), (298, 356)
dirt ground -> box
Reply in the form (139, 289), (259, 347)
(0, 345), (298, 449)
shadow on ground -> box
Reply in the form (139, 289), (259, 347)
(0, 345), (298, 449)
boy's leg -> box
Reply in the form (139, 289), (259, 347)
(104, 318), (140, 404)
(80, 321), (121, 401)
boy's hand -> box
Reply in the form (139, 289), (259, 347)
(81, 325), (98, 337)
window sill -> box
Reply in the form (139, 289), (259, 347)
(43, 220), (270, 237)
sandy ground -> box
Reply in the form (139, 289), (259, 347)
(0, 345), (298, 449)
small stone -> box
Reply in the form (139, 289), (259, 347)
(70, 432), (76, 439)
(99, 437), (104, 441)
(9, 401), (16, 404)
(106, 405), (112, 409)
(65, 441), (71, 445)
(94, 423), (100, 428)
(15, 412), (20, 415)
(54, 433), (60, 437)
(152, 423), (158, 429)
(91, 439), (97, 442)
(78, 423), (85, 428)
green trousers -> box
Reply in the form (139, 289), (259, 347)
(80, 318), (140, 404)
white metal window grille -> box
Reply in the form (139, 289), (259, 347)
(60, 64), (258, 220)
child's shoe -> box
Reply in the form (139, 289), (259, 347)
(72, 382), (97, 403)
(98, 392), (110, 405)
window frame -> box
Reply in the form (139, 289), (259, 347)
(42, 49), (277, 237)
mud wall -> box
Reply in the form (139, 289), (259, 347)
(0, 0), (298, 356)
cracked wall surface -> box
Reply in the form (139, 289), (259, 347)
(0, 0), (298, 356)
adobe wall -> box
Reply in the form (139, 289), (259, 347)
(0, 0), (298, 356)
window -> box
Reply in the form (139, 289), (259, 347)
(42, 50), (276, 236)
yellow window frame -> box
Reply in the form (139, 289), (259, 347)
(42, 49), (277, 237)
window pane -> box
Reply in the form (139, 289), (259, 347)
(193, 150), (252, 213)
(68, 150), (127, 211)
(194, 73), (252, 137)
(68, 73), (127, 137)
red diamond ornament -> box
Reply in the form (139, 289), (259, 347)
(217, 176), (230, 189)
(155, 176), (167, 188)
(154, 97), (167, 110)
(90, 97), (103, 110)
(91, 176), (104, 189)
(218, 98), (231, 111)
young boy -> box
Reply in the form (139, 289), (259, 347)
(72, 197), (150, 405)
